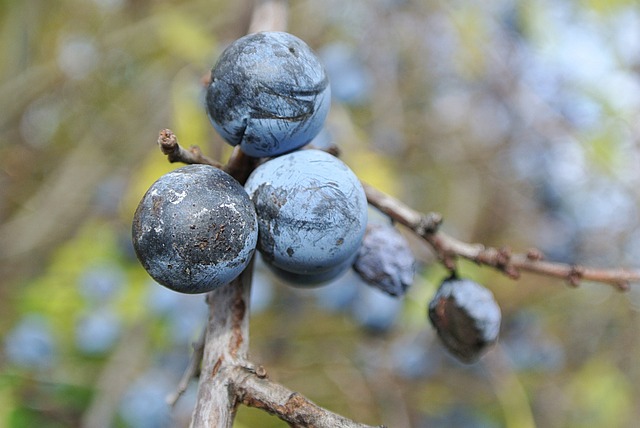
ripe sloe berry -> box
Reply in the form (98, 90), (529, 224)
(206, 31), (331, 157)
(244, 149), (367, 278)
(132, 165), (258, 294)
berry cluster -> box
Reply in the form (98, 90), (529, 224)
(132, 31), (502, 363)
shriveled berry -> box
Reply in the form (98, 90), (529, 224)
(428, 278), (501, 363)
(354, 222), (415, 296)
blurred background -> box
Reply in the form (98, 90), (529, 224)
(1, 0), (640, 426)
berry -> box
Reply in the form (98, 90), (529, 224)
(319, 42), (372, 105)
(428, 277), (501, 363)
(4, 315), (56, 369)
(244, 149), (367, 277)
(264, 251), (356, 286)
(351, 278), (402, 333)
(77, 263), (124, 303)
(119, 369), (173, 428)
(312, 269), (360, 312)
(132, 164), (258, 294)
(206, 31), (331, 157)
(74, 309), (122, 355)
(354, 222), (415, 296)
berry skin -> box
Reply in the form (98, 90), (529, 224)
(206, 31), (331, 157)
(428, 278), (501, 363)
(245, 149), (367, 277)
(265, 251), (357, 287)
(132, 165), (258, 294)
(354, 222), (415, 297)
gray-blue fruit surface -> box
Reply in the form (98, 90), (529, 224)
(206, 31), (331, 157)
(264, 251), (357, 287)
(132, 165), (258, 294)
(428, 278), (501, 363)
(354, 222), (415, 296)
(245, 149), (367, 276)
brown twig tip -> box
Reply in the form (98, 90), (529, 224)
(158, 128), (178, 154)
(156, 128), (224, 169)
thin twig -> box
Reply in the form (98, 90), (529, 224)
(158, 128), (223, 169)
(364, 183), (637, 291)
(167, 327), (206, 407)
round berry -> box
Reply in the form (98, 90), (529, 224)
(428, 277), (501, 363)
(132, 164), (258, 294)
(244, 149), (367, 276)
(206, 31), (331, 157)
(264, 251), (356, 287)
(354, 221), (415, 297)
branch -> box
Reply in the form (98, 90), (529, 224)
(158, 129), (223, 168)
(230, 367), (384, 428)
(189, 263), (253, 427)
(363, 183), (637, 291)
(166, 327), (205, 407)
(248, 0), (289, 34)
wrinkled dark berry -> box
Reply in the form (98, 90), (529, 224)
(428, 277), (501, 363)
(353, 222), (415, 296)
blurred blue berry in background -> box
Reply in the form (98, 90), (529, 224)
(251, 258), (275, 315)
(320, 42), (372, 105)
(75, 308), (122, 355)
(4, 314), (56, 369)
(119, 369), (173, 428)
(312, 269), (359, 313)
(78, 263), (124, 303)
(351, 279), (403, 333)
(391, 333), (441, 380)
(147, 281), (208, 345)
(502, 312), (565, 372)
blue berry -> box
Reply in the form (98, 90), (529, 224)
(312, 269), (360, 312)
(244, 149), (367, 276)
(119, 369), (173, 428)
(354, 222), (415, 296)
(132, 165), (258, 294)
(428, 278), (501, 363)
(4, 315), (56, 369)
(264, 251), (356, 287)
(351, 279), (402, 333)
(319, 43), (372, 105)
(77, 263), (124, 303)
(206, 31), (331, 157)
(75, 309), (122, 355)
